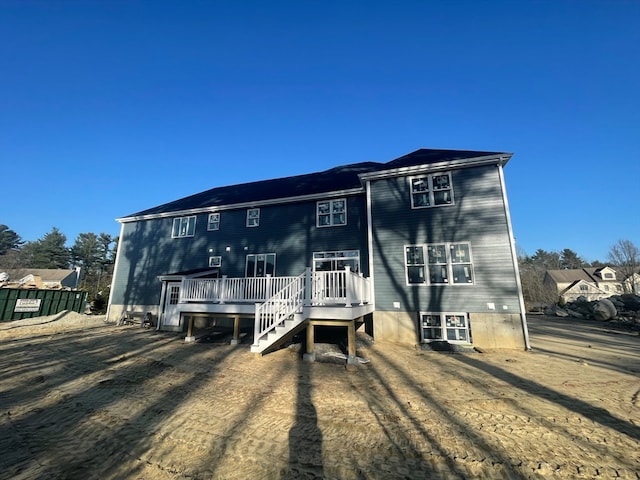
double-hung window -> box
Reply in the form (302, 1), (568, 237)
(172, 216), (196, 238)
(410, 173), (454, 208)
(317, 199), (347, 227)
(405, 242), (474, 285)
(246, 208), (260, 227)
(207, 213), (220, 231)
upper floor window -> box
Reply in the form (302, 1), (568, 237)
(580, 284), (589, 292)
(172, 216), (196, 238)
(246, 208), (260, 227)
(405, 242), (474, 285)
(410, 173), (454, 208)
(317, 199), (347, 227)
(207, 213), (220, 231)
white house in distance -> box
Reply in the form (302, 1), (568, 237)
(107, 148), (530, 360)
(543, 266), (629, 302)
(0, 268), (81, 290)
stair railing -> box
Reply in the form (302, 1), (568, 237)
(252, 269), (308, 346)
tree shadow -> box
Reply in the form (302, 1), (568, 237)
(286, 359), (324, 479)
(446, 353), (640, 442)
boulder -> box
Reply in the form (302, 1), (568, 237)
(593, 298), (617, 321)
(545, 305), (569, 317)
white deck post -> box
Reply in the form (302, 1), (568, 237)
(345, 266), (352, 307)
(252, 302), (261, 348)
(266, 274), (272, 300)
(219, 275), (227, 304)
(304, 267), (312, 306)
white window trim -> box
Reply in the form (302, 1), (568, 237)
(420, 312), (470, 343)
(245, 253), (276, 277)
(207, 213), (220, 231)
(404, 242), (474, 286)
(246, 208), (260, 227)
(171, 216), (197, 238)
(312, 250), (360, 272)
(209, 256), (222, 268)
(409, 173), (454, 209)
(316, 198), (347, 227)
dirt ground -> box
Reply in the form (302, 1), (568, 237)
(0, 312), (638, 480)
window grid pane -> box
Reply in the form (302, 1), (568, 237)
(410, 173), (453, 208)
(317, 199), (347, 227)
(406, 243), (473, 286)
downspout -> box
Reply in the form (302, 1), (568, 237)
(365, 180), (375, 310)
(498, 162), (531, 350)
(105, 222), (125, 323)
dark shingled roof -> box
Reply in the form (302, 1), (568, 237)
(125, 149), (506, 218)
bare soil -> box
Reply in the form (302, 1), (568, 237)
(0, 312), (638, 479)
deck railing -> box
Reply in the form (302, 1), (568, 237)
(180, 275), (298, 304)
(180, 268), (370, 306)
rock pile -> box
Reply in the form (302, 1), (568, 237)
(544, 294), (640, 329)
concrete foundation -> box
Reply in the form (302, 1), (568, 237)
(372, 310), (527, 350)
(468, 312), (526, 350)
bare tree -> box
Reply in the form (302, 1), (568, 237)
(608, 239), (639, 294)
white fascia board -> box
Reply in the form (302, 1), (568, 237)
(117, 187), (364, 223)
(358, 154), (513, 182)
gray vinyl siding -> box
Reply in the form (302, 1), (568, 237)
(370, 164), (521, 314)
(111, 195), (369, 307)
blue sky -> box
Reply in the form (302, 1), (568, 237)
(1, 0), (638, 263)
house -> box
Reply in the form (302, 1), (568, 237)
(107, 148), (529, 359)
(543, 266), (624, 302)
(0, 268), (81, 290)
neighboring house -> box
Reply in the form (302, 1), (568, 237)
(0, 268), (81, 290)
(544, 266), (624, 302)
(623, 271), (640, 294)
(107, 148), (529, 358)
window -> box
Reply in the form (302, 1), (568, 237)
(410, 173), (454, 208)
(245, 253), (275, 277)
(420, 312), (470, 343)
(246, 208), (260, 227)
(209, 256), (221, 268)
(604, 272), (614, 279)
(317, 199), (347, 227)
(580, 284), (589, 292)
(207, 213), (220, 231)
(313, 250), (360, 273)
(405, 242), (474, 285)
(405, 246), (426, 284)
(172, 216), (196, 238)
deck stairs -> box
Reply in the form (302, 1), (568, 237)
(251, 313), (307, 354)
(250, 267), (372, 354)
(251, 271), (307, 354)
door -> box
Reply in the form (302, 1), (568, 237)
(245, 254), (276, 299)
(163, 282), (181, 327)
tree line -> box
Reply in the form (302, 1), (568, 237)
(0, 225), (117, 313)
(1, 223), (637, 314)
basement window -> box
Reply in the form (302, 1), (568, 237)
(420, 312), (470, 343)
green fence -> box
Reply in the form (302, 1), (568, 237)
(0, 289), (88, 322)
